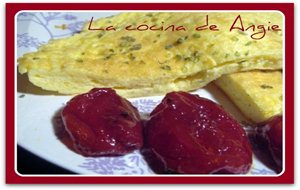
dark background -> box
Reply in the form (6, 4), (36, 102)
(17, 145), (76, 175)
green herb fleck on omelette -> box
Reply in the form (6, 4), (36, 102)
(192, 33), (201, 38)
(160, 65), (171, 70)
(245, 41), (252, 46)
(231, 36), (239, 41)
(130, 44), (142, 51)
(165, 44), (173, 50)
(260, 84), (273, 89)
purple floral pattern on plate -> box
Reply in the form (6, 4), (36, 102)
(250, 168), (276, 175)
(132, 99), (161, 113)
(17, 12), (85, 47)
(79, 151), (152, 175)
(17, 33), (45, 48)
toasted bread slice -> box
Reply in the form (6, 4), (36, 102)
(214, 71), (282, 123)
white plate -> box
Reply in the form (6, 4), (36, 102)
(16, 12), (277, 175)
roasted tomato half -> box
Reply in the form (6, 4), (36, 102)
(256, 115), (282, 173)
(61, 88), (143, 156)
(142, 91), (253, 174)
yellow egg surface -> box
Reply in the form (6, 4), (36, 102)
(18, 12), (283, 97)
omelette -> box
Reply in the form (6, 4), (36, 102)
(18, 12), (283, 97)
(215, 71), (282, 123)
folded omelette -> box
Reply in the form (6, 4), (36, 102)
(18, 12), (283, 97)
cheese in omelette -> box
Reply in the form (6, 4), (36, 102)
(18, 12), (283, 97)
